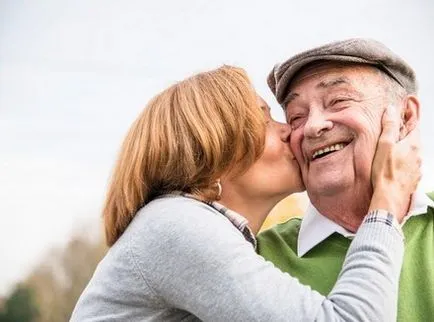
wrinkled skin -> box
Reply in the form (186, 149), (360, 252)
(285, 62), (419, 231)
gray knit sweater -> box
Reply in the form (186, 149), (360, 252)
(70, 195), (404, 321)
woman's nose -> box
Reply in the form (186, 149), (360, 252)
(279, 122), (292, 142)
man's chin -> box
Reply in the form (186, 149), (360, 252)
(306, 180), (348, 197)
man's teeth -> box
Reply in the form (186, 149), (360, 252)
(312, 143), (346, 160)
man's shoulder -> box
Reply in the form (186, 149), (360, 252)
(256, 217), (301, 261)
(257, 217), (302, 246)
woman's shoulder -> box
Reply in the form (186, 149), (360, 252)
(136, 194), (223, 226)
(125, 194), (252, 281)
(127, 195), (235, 246)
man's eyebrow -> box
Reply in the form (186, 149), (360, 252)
(284, 76), (355, 107)
(317, 77), (351, 89)
(284, 92), (299, 105)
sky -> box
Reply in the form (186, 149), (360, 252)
(0, 0), (433, 295)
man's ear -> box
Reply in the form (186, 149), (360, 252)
(399, 95), (420, 140)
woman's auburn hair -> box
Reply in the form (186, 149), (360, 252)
(104, 65), (266, 246)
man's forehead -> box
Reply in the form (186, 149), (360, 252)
(291, 61), (371, 88)
(285, 62), (376, 105)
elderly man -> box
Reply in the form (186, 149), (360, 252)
(257, 39), (434, 321)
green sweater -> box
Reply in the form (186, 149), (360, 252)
(257, 206), (434, 322)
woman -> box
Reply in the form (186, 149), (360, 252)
(71, 66), (420, 321)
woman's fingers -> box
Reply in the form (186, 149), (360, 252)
(370, 106), (422, 222)
(379, 105), (399, 144)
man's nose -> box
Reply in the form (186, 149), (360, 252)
(304, 110), (333, 138)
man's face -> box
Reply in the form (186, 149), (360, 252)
(285, 63), (393, 200)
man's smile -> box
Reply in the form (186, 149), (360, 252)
(306, 139), (353, 162)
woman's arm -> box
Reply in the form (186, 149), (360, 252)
(131, 199), (402, 322)
(317, 210), (403, 321)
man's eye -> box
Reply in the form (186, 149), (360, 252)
(331, 98), (351, 105)
(289, 116), (305, 129)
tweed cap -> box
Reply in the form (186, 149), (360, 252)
(268, 38), (418, 106)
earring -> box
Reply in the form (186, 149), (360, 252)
(215, 179), (222, 200)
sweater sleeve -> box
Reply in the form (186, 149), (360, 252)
(130, 198), (403, 322)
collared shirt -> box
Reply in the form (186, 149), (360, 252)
(165, 192), (257, 249)
(297, 189), (434, 257)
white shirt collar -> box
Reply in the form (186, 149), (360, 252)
(297, 189), (434, 257)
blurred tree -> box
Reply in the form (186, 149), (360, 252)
(24, 231), (107, 322)
(260, 194), (306, 232)
(0, 284), (38, 322)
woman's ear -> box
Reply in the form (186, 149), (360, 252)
(399, 95), (420, 140)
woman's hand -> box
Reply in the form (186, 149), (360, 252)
(369, 105), (422, 222)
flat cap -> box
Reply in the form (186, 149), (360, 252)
(268, 38), (418, 106)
